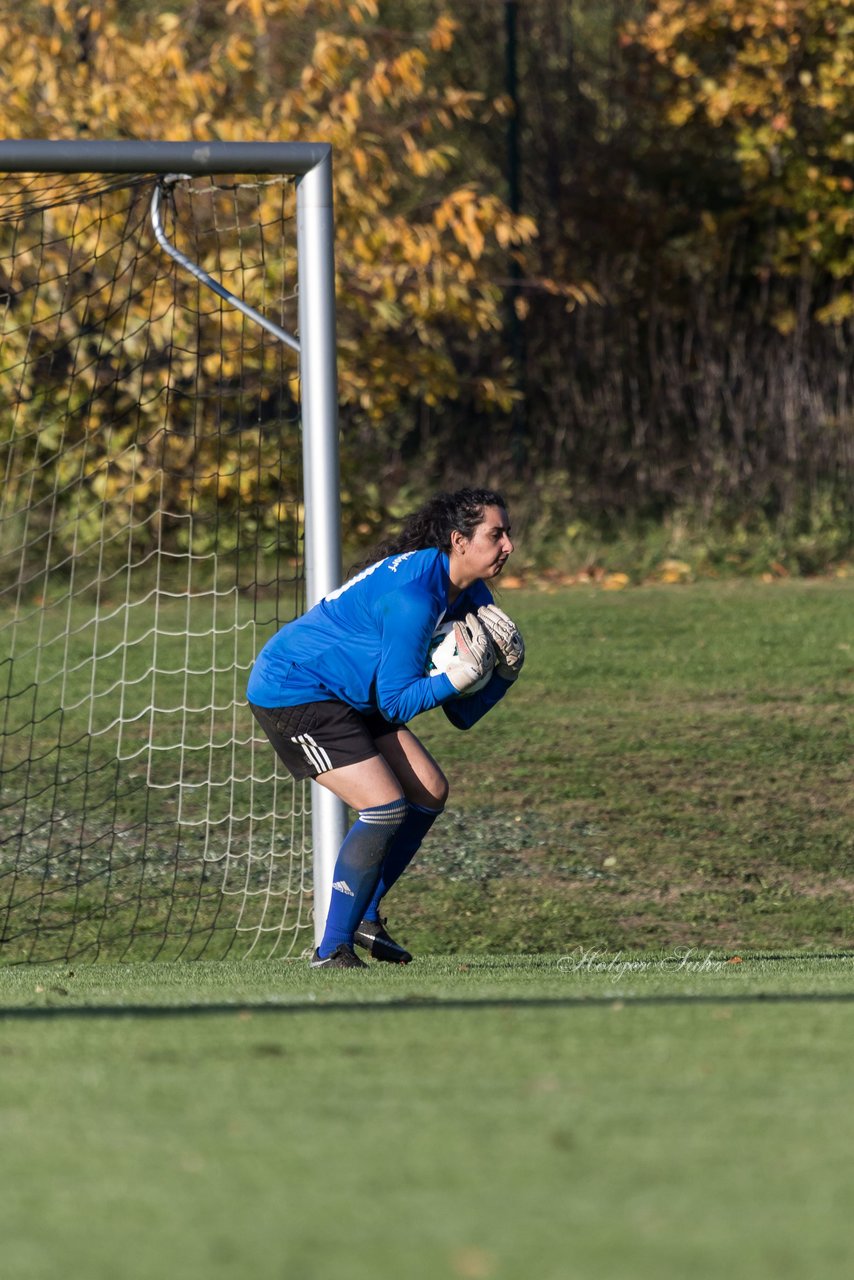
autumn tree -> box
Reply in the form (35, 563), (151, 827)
(435, 0), (853, 551)
(625, 0), (854, 328)
(0, 0), (557, 552)
(2, 0), (850, 566)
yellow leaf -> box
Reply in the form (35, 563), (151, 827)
(429, 14), (457, 52)
(657, 559), (692, 584)
(666, 99), (695, 127)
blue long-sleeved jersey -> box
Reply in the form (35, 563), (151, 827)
(246, 548), (511, 729)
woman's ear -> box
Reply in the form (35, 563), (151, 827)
(449, 528), (467, 556)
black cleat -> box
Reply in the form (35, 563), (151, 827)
(310, 943), (367, 969)
(354, 918), (413, 964)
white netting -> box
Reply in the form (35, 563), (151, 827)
(0, 172), (313, 961)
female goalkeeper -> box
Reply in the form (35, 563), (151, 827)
(247, 487), (525, 968)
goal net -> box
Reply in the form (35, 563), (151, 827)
(0, 156), (333, 963)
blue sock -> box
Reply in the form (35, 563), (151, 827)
(363, 801), (444, 922)
(319, 798), (408, 957)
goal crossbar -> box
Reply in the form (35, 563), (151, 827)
(0, 139), (331, 176)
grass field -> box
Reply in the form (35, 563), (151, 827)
(2, 954), (853, 1280)
(3, 578), (852, 958)
(408, 577), (853, 954)
(2, 578), (852, 1277)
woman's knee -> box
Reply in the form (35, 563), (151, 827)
(417, 769), (449, 810)
(374, 728), (449, 809)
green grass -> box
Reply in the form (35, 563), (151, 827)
(1, 955), (853, 1280)
(405, 578), (854, 954)
(2, 575), (852, 1280)
(2, 578), (852, 958)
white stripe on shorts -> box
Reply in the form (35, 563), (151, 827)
(291, 733), (333, 775)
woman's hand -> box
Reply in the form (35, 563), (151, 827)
(477, 605), (525, 681)
(444, 613), (495, 693)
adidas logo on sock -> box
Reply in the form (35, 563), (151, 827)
(332, 879), (355, 896)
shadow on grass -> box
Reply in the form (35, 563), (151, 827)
(3, 990), (854, 1019)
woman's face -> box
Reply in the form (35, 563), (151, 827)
(456, 505), (514, 582)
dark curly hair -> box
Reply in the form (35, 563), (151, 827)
(350, 487), (506, 575)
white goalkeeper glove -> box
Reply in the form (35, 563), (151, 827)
(444, 612), (495, 694)
(477, 604), (525, 681)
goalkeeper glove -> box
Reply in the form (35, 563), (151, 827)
(444, 612), (495, 694)
(477, 604), (525, 681)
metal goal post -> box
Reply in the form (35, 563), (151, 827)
(0, 139), (348, 952)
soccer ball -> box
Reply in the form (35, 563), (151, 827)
(425, 621), (494, 696)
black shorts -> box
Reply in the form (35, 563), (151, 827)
(249, 699), (405, 781)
